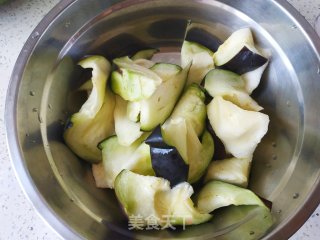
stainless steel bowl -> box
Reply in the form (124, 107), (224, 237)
(5, 0), (320, 239)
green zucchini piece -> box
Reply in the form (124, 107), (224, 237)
(114, 95), (143, 146)
(207, 96), (269, 158)
(181, 40), (214, 85)
(154, 182), (212, 226)
(114, 170), (170, 225)
(139, 63), (190, 131)
(205, 157), (251, 188)
(214, 28), (268, 75)
(64, 56), (115, 163)
(204, 69), (262, 111)
(92, 134), (154, 189)
(111, 56), (162, 101)
(131, 49), (158, 60)
(196, 180), (266, 214)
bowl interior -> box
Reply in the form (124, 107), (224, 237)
(10, 0), (320, 239)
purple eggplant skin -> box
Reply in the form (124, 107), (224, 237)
(185, 28), (222, 52)
(220, 46), (268, 75)
(149, 147), (189, 186)
(145, 126), (189, 186)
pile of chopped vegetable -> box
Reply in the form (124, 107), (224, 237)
(64, 26), (273, 239)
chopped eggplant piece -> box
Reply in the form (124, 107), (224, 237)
(162, 84), (214, 183)
(151, 52), (181, 65)
(126, 101), (141, 122)
(111, 56), (162, 101)
(115, 170), (212, 228)
(204, 69), (263, 111)
(207, 96), (269, 158)
(151, 62), (182, 81)
(64, 56), (115, 163)
(162, 84), (207, 160)
(161, 83), (207, 151)
(133, 58), (155, 68)
(196, 180), (266, 214)
(154, 182), (212, 226)
(209, 205), (273, 240)
(139, 63), (190, 131)
(92, 134), (154, 189)
(184, 23), (222, 52)
(205, 157), (251, 188)
(114, 170), (170, 225)
(214, 28), (268, 75)
(114, 95), (143, 146)
(131, 49), (159, 60)
(242, 62), (268, 94)
(181, 40), (215, 85)
(187, 129), (214, 183)
(145, 127), (189, 186)
(77, 79), (93, 93)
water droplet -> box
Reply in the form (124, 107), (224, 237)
(286, 101), (291, 107)
(293, 193), (299, 199)
(25, 133), (29, 137)
(38, 114), (43, 123)
(31, 139), (36, 143)
(291, 24), (297, 29)
(31, 31), (40, 39)
(272, 142), (277, 148)
(64, 21), (71, 28)
(29, 91), (35, 96)
(249, 231), (255, 235)
(32, 108), (38, 112)
(265, 163), (272, 168)
(48, 104), (52, 110)
(272, 154), (278, 160)
(277, 210), (282, 214)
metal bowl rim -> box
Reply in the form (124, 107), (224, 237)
(4, 0), (320, 239)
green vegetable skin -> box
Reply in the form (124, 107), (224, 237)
(210, 205), (273, 240)
(92, 134), (154, 189)
(63, 56), (115, 163)
(196, 180), (266, 213)
(111, 56), (162, 101)
(205, 157), (251, 188)
(115, 170), (211, 227)
(114, 95), (143, 146)
(139, 63), (190, 131)
(115, 170), (170, 225)
(181, 40), (215, 85)
(204, 69), (262, 111)
(195, 181), (273, 240)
